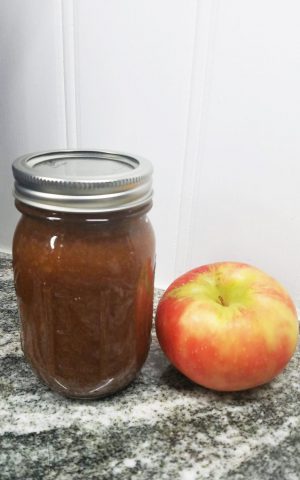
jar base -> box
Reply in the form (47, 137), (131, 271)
(24, 352), (145, 400)
(49, 371), (140, 400)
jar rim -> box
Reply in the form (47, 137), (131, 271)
(15, 199), (153, 222)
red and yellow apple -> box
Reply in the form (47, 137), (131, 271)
(156, 262), (298, 391)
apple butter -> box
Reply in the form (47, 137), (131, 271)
(12, 150), (155, 398)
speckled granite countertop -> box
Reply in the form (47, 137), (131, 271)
(1, 252), (300, 480)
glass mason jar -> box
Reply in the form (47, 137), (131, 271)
(12, 150), (155, 399)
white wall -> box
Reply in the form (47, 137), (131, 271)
(0, 0), (66, 249)
(1, 0), (300, 305)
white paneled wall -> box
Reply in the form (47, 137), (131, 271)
(1, 0), (300, 303)
(74, 0), (196, 293)
(0, 0), (66, 249)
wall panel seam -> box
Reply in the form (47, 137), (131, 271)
(174, 0), (219, 275)
(73, 0), (81, 147)
(173, 0), (199, 279)
(189, 0), (219, 263)
(61, 0), (78, 148)
(175, 0), (200, 275)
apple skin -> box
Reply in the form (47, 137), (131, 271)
(156, 262), (299, 391)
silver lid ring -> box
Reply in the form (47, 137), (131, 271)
(12, 150), (153, 213)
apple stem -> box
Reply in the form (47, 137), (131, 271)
(218, 295), (225, 306)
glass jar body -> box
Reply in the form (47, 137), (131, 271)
(13, 202), (155, 399)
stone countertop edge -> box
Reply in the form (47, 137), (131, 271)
(0, 251), (300, 480)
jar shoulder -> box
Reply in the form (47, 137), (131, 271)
(13, 214), (155, 276)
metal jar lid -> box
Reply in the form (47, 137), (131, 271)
(12, 150), (153, 213)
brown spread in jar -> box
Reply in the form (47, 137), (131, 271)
(12, 150), (155, 398)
